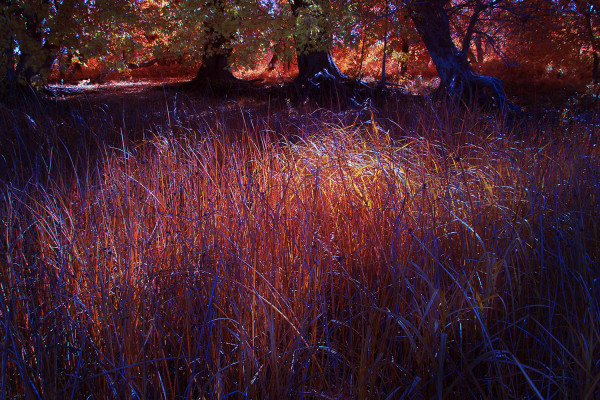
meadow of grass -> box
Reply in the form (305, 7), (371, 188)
(0, 87), (599, 399)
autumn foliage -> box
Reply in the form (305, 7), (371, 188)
(1, 0), (598, 97)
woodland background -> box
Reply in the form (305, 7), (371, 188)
(1, 0), (599, 103)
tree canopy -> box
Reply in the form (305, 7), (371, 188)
(1, 0), (597, 103)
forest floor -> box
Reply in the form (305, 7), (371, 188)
(1, 78), (599, 399)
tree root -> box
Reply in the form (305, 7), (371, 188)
(289, 66), (401, 108)
(444, 72), (523, 115)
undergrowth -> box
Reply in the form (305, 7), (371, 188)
(0, 91), (599, 399)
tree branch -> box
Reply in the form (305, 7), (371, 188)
(460, 0), (486, 57)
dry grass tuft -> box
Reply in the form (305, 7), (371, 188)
(1, 92), (599, 399)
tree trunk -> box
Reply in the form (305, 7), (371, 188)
(267, 52), (278, 71)
(1, 42), (16, 96)
(191, 23), (236, 84)
(475, 34), (484, 65)
(408, 0), (518, 111)
(190, 0), (236, 86)
(193, 51), (235, 83)
(1, 0), (71, 94)
(379, 0), (389, 86)
(400, 39), (409, 76)
(593, 51), (598, 85)
(296, 50), (346, 82)
(583, 9), (598, 85)
(290, 0), (347, 85)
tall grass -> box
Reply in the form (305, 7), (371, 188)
(1, 91), (599, 399)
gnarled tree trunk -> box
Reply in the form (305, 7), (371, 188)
(408, 0), (519, 111)
(296, 50), (346, 82)
(290, 0), (347, 85)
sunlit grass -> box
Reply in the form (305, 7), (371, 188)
(1, 94), (599, 398)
